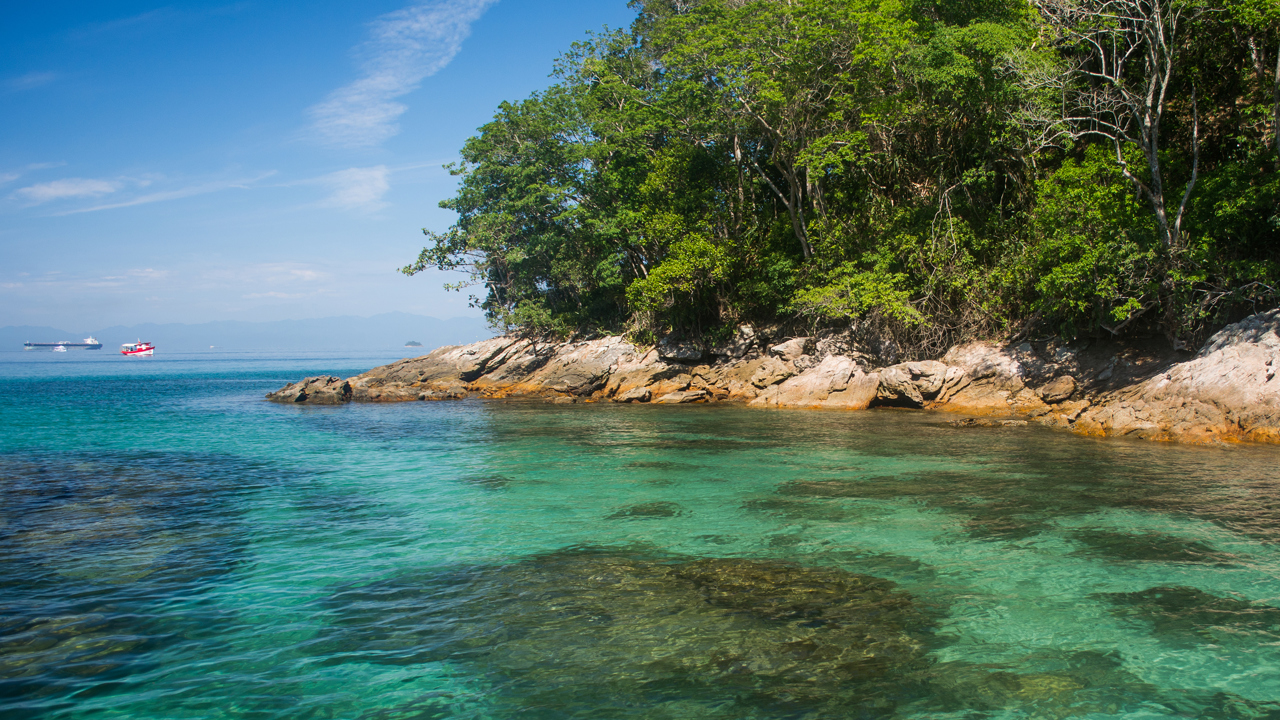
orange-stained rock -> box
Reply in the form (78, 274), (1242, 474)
(265, 309), (1280, 446)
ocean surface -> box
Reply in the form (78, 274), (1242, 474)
(3, 350), (1280, 719)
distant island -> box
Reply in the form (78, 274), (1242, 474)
(405, 341), (423, 347)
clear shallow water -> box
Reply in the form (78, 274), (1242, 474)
(3, 351), (1280, 719)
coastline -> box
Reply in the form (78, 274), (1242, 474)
(268, 309), (1280, 446)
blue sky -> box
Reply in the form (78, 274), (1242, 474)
(1, 0), (635, 329)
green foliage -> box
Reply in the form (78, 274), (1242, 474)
(406, 0), (1280, 346)
(792, 262), (925, 326)
(627, 235), (730, 314)
(1026, 147), (1161, 335)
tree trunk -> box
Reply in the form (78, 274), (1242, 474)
(779, 161), (813, 258)
(749, 154), (813, 258)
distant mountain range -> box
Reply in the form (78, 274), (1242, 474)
(2, 312), (494, 352)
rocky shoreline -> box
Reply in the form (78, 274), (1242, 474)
(268, 309), (1280, 445)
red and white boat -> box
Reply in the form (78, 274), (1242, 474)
(120, 341), (155, 356)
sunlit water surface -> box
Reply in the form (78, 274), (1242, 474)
(2, 350), (1279, 719)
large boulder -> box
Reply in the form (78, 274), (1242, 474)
(770, 337), (813, 362)
(692, 357), (767, 401)
(1075, 309), (1280, 442)
(266, 376), (352, 405)
(942, 342), (1027, 384)
(934, 342), (1037, 416)
(750, 356), (881, 410)
(750, 357), (796, 388)
(654, 389), (708, 404)
(472, 336), (636, 397)
(337, 336), (521, 403)
(376, 336), (522, 385)
(875, 366), (924, 407)
(874, 360), (963, 408)
(614, 387), (652, 403)
(1037, 375), (1077, 403)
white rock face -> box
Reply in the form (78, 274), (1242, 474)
(1075, 309), (1280, 442)
(750, 355), (880, 410)
(942, 342), (1025, 381)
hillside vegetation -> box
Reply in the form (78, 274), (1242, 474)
(404, 0), (1279, 354)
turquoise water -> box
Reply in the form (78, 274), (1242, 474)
(3, 351), (1280, 719)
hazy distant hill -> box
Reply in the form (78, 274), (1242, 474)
(2, 313), (494, 352)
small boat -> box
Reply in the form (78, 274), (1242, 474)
(121, 341), (155, 356)
(52, 344), (68, 352)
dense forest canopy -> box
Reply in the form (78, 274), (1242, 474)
(404, 0), (1279, 353)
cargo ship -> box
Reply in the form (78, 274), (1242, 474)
(24, 336), (103, 350)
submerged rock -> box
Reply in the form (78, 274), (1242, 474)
(949, 418), (1028, 428)
(0, 453), (250, 697)
(924, 650), (1161, 717)
(1069, 529), (1236, 564)
(0, 612), (147, 683)
(606, 502), (684, 519)
(1099, 585), (1280, 644)
(741, 496), (860, 522)
(319, 548), (939, 716)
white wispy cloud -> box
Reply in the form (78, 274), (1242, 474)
(55, 172), (276, 215)
(12, 178), (122, 204)
(2, 162), (70, 185)
(308, 0), (497, 148)
(5, 72), (59, 92)
(320, 165), (391, 211)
